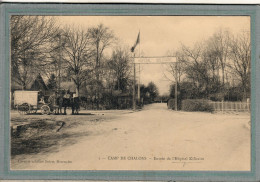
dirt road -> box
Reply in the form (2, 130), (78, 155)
(11, 103), (251, 171)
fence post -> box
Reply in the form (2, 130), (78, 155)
(221, 100), (224, 113)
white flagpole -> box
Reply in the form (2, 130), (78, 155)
(139, 30), (141, 57)
(137, 30), (141, 105)
(133, 52), (136, 111)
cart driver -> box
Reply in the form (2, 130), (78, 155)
(38, 91), (45, 104)
(39, 96), (45, 104)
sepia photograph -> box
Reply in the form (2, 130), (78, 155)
(9, 15), (251, 171)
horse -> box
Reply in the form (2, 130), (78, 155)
(58, 92), (80, 115)
(71, 97), (80, 115)
(62, 92), (72, 115)
(57, 95), (64, 114)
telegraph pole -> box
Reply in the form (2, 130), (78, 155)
(137, 32), (141, 105)
(175, 60), (178, 111)
(58, 33), (61, 91)
(137, 63), (140, 104)
(133, 53), (136, 110)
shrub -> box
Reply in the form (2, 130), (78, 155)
(167, 98), (181, 110)
(167, 99), (175, 109)
(181, 99), (213, 112)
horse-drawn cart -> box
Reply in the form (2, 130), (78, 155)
(14, 90), (51, 115)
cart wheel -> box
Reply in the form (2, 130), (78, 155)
(17, 103), (30, 115)
(41, 105), (50, 115)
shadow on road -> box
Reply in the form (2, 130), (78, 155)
(70, 113), (95, 115)
(11, 130), (90, 156)
(11, 119), (91, 157)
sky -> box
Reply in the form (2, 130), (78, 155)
(55, 16), (250, 95)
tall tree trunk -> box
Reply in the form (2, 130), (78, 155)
(242, 78), (247, 101)
(76, 85), (80, 97)
(118, 78), (120, 91)
(222, 67), (225, 101)
(222, 68), (225, 87)
(22, 82), (26, 90)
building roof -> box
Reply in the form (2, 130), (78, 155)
(11, 73), (47, 91)
(30, 74), (48, 91)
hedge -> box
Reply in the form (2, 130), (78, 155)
(181, 99), (213, 112)
(167, 99), (175, 110)
(167, 98), (181, 110)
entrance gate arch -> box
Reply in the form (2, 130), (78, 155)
(132, 56), (178, 111)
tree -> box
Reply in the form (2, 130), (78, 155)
(43, 29), (67, 83)
(159, 94), (170, 102)
(202, 44), (220, 85)
(147, 82), (159, 102)
(108, 47), (131, 92)
(208, 29), (231, 88)
(228, 32), (251, 100)
(62, 28), (93, 96)
(165, 29), (250, 101)
(88, 24), (115, 108)
(180, 43), (211, 97)
(11, 16), (58, 89)
(169, 83), (178, 98)
(163, 50), (187, 83)
(202, 41), (223, 99)
(47, 74), (57, 90)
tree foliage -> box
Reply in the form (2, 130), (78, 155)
(147, 82), (159, 102)
(108, 47), (131, 92)
(11, 16), (58, 89)
(87, 24), (115, 107)
(47, 73), (57, 90)
(228, 32), (251, 99)
(167, 29), (250, 101)
(62, 28), (93, 95)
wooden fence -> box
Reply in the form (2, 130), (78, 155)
(208, 101), (250, 112)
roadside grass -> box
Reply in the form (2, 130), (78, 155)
(10, 112), (118, 157)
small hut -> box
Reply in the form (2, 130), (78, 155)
(29, 73), (48, 94)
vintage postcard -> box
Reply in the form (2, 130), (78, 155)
(9, 15), (251, 171)
(0, 3), (259, 181)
